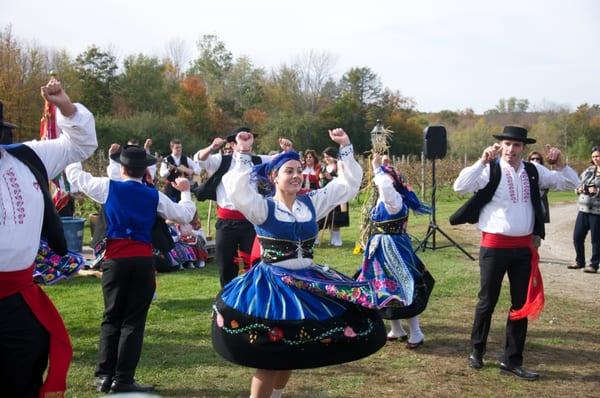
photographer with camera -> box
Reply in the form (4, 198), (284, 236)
(570, 146), (600, 273)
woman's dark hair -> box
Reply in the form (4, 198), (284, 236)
(592, 146), (600, 154)
(322, 146), (338, 159)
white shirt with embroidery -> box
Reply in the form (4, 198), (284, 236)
(453, 158), (579, 236)
(0, 104), (97, 271)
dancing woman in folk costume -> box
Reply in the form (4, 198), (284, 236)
(212, 129), (396, 398)
(355, 153), (435, 349)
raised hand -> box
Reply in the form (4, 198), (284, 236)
(481, 143), (501, 164)
(40, 78), (77, 117)
(544, 144), (564, 169)
(108, 143), (120, 157)
(172, 177), (190, 192)
(279, 137), (294, 152)
(329, 128), (350, 147)
(235, 131), (254, 153)
(211, 137), (226, 151)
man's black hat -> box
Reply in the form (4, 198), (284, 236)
(226, 126), (258, 143)
(493, 125), (536, 144)
(0, 101), (17, 129)
(110, 144), (156, 168)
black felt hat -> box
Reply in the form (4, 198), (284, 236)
(493, 126), (536, 144)
(0, 101), (17, 129)
(226, 126), (258, 143)
(110, 144), (156, 167)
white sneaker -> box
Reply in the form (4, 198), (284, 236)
(196, 260), (206, 268)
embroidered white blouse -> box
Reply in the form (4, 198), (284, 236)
(0, 104), (97, 271)
(222, 145), (362, 269)
(453, 158), (579, 236)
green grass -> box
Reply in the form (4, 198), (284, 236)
(48, 195), (598, 397)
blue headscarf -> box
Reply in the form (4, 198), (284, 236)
(251, 151), (301, 196)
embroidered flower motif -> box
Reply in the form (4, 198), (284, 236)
(343, 326), (357, 338)
(230, 320), (239, 329)
(320, 337), (332, 344)
(267, 327), (284, 342)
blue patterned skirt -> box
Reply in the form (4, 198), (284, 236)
(212, 262), (387, 369)
(355, 233), (434, 319)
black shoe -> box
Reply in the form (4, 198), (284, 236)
(93, 376), (113, 393)
(468, 352), (484, 369)
(499, 363), (540, 380)
(567, 263), (584, 270)
(110, 380), (155, 393)
(583, 265), (598, 274)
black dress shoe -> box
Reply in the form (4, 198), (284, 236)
(110, 380), (155, 393)
(468, 352), (484, 369)
(499, 363), (540, 380)
(93, 376), (113, 393)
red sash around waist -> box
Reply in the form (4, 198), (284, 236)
(0, 266), (72, 397)
(481, 232), (545, 321)
(217, 206), (247, 220)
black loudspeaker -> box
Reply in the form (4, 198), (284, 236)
(424, 125), (447, 160)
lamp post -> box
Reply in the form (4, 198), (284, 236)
(370, 119), (387, 154)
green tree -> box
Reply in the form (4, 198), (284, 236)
(74, 46), (118, 115)
(117, 54), (177, 116)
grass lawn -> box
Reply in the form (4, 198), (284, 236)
(49, 193), (598, 397)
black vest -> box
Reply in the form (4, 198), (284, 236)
(449, 160), (545, 239)
(165, 154), (190, 181)
(2, 144), (68, 255)
(193, 154), (263, 202)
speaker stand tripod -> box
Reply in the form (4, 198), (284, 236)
(416, 159), (475, 261)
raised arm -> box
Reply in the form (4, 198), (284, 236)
(222, 151), (269, 225)
(372, 153), (403, 215)
(27, 79), (97, 179)
(308, 128), (363, 220)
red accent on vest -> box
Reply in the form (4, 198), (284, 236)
(217, 206), (247, 220)
(481, 232), (545, 321)
(0, 266), (72, 398)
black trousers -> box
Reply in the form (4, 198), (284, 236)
(0, 293), (49, 398)
(573, 211), (600, 268)
(471, 247), (531, 366)
(95, 256), (156, 384)
(215, 218), (256, 287)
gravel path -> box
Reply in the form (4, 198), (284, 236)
(538, 203), (599, 305)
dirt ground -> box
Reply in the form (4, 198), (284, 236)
(538, 203), (599, 305)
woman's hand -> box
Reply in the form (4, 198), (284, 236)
(235, 131), (254, 153)
(329, 128), (350, 147)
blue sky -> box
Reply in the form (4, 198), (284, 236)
(3, 0), (599, 113)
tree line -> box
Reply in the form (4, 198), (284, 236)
(1, 25), (598, 161)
